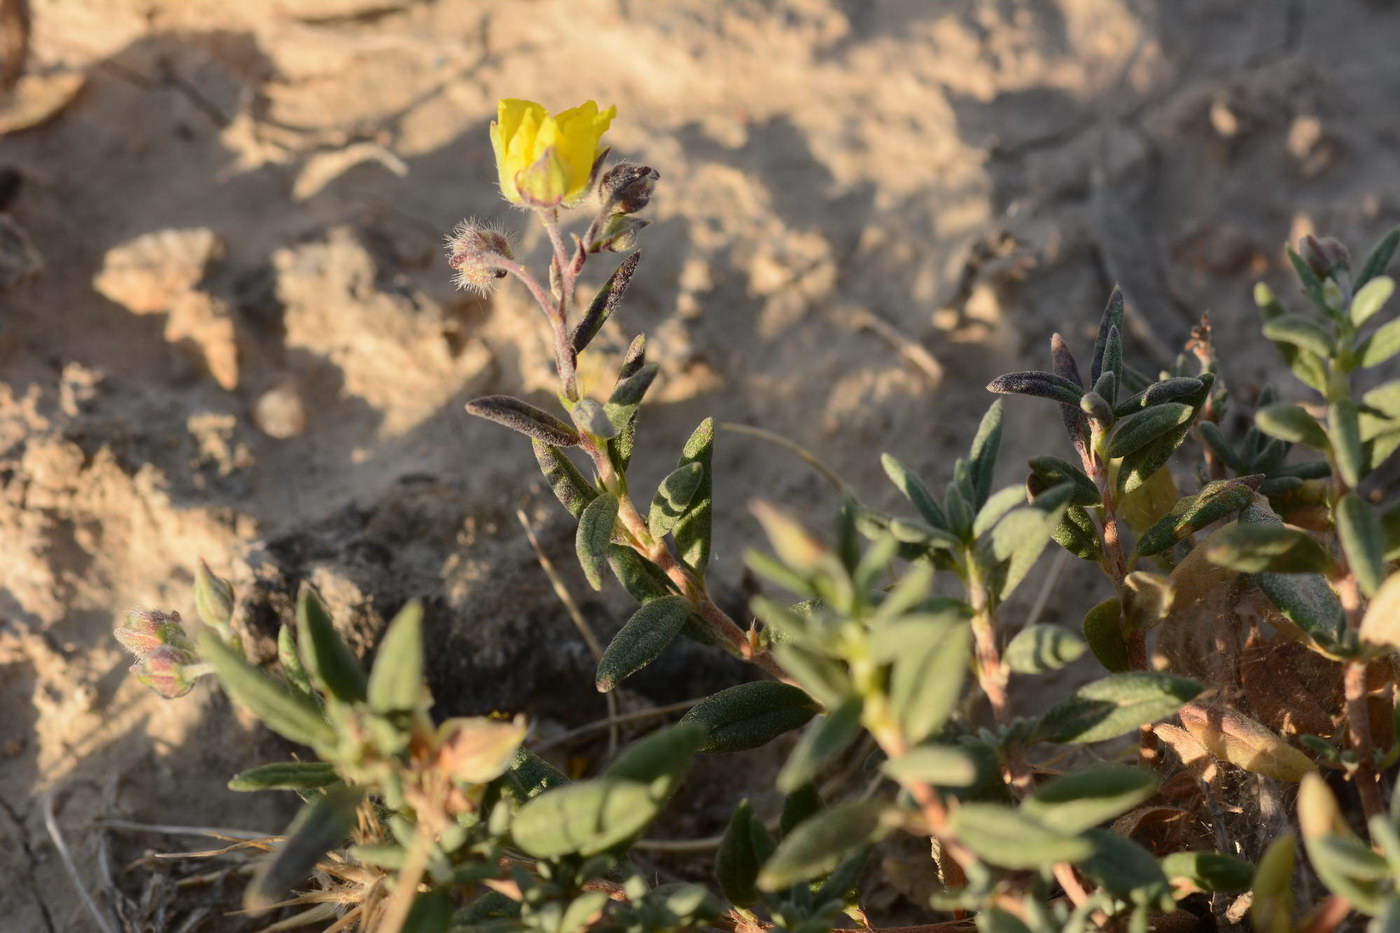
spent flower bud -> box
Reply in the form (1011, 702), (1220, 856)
(1298, 234), (1350, 278)
(599, 162), (659, 214)
(445, 221), (514, 293)
(115, 609), (190, 657)
(131, 644), (206, 699)
(589, 213), (649, 253)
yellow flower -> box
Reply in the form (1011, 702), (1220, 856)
(491, 98), (616, 207)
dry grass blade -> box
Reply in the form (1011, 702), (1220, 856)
(42, 792), (119, 933)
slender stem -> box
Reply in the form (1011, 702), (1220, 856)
(1344, 659), (1384, 824)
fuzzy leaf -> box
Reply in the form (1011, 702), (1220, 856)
(367, 601), (423, 714)
(1090, 287), (1126, 384)
(1107, 404), (1193, 458)
(1160, 851), (1255, 894)
(296, 585), (367, 704)
(880, 453), (947, 529)
(571, 251), (640, 353)
(533, 440), (598, 518)
(1286, 247), (1331, 313)
(950, 804), (1093, 869)
(604, 362), (659, 430)
(649, 462), (704, 538)
(1078, 829), (1171, 905)
(757, 801), (893, 891)
(576, 494), (620, 591)
(777, 696), (863, 793)
(971, 485), (1030, 538)
(681, 682), (820, 754)
(1050, 332), (1090, 458)
(1117, 374), (1213, 493)
(1197, 421), (1242, 471)
(277, 624), (315, 702)
(1052, 505), (1102, 561)
(604, 723), (704, 801)
(1230, 499), (1345, 645)
(570, 398), (617, 439)
(880, 745), (979, 787)
(1336, 492), (1385, 597)
(596, 595), (690, 692)
(1135, 478), (1260, 557)
(246, 786), (363, 910)
(968, 401), (1004, 507)
(884, 615), (971, 743)
(1112, 377), (1205, 417)
(1359, 318), (1400, 368)
(467, 395), (579, 447)
(228, 761), (340, 792)
(1329, 400), (1365, 487)
(1028, 456), (1100, 506)
(715, 800), (775, 907)
(194, 559), (235, 629)
(511, 777), (662, 858)
(200, 633), (334, 750)
(1255, 403), (1329, 449)
(1039, 672), (1201, 744)
(1205, 524), (1333, 574)
(1357, 226), (1400, 287)
(1003, 624), (1087, 675)
(1081, 597), (1129, 672)
(673, 418), (715, 574)
(507, 748), (570, 800)
(1261, 314), (1334, 358)
(986, 370), (1086, 407)
(1022, 765), (1157, 834)
(1352, 275), (1395, 327)
(607, 545), (674, 604)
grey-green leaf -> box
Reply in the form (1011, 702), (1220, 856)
(881, 745), (979, 787)
(533, 440), (599, 518)
(200, 633), (334, 749)
(886, 615), (972, 743)
(228, 761), (340, 792)
(680, 682), (821, 754)
(1336, 492), (1386, 598)
(1107, 404), (1193, 459)
(596, 595), (690, 692)
(577, 494), (620, 591)
(1329, 400), (1365, 487)
(1256, 403), (1329, 449)
(246, 785), (363, 910)
(466, 395), (580, 447)
(986, 371), (1086, 407)
(1359, 318), (1400, 368)
(880, 453), (947, 529)
(511, 778), (661, 858)
(1135, 478), (1260, 557)
(648, 462), (704, 538)
(1352, 275), (1394, 327)
(673, 418), (715, 574)
(1261, 314), (1334, 358)
(296, 585), (367, 704)
(968, 401), (1004, 507)
(950, 804), (1093, 869)
(1039, 672), (1201, 744)
(777, 696), (863, 794)
(571, 251), (640, 353)
(1022, 765), (1158, 834)
(367, 601), (423, 714)
(1003, 624), (1087, 675)
(715, 800), (775, 907)
(757, 801), (893, 891)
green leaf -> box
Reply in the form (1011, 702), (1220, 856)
(1107, 404), (1194, 458)
(673, 418), (715, 575)
(533, 440), (599, 518)
(1052, 505), (1102, 561)
(1117, 375), (1212, 494)
(228, 761), (340, 792)
(1039, 672), (1201, 744)
(680, 682), (820, 754)
(780, 783), (823, 837)
(1003, 624), (1087, 675)
(507, 747), (570, 800)
(986, 494), (1070, 599)
(976, 909), (1032, 933)
(714, 800), (775, 907)
(1100, 325), (1123, 398)
(596, 595), (690, 692)
(1135, 478), (1259, 557)
(885, 615), (972, 743)
(1112, 377), (1205, 417)
(1381, 499), (1400, 562)
(1352, 275), (1395, 327)
(1090, 287), (1126, 384)
(1197, 421), (1242, 471)
(571, 252), (640, 353)
(1261, 314), (1334, 358)
(1205, 523), (1333, 574)
(200, 633), (334, 749)
(880, 745), (979, 787)
(1329, 400), (1365, 487)
(466, 394), (580, 447)
(1358, 226), (1400, 287)
(603, 362), (659, 431)
(511, 777), (662, 858)
(1160, 851), (1255, 893)
(1287, 246), (1331, 313)
(986, 370), (1086, 407)
(1021, 765), (1157, 834)
(880, 453), (947, 529)
(1232, 500), (1345, 645)
(277, 624), (315, 701)
(757, 801), (893, 891)
(569, 398), (617, 439)
(648, 462), (704, 538)
(604, 723), (703, 801)
(607, 545), (674, 604)
(1359, 318), (1400, 368)
(777, 696), (863, 793)
(403, 889), (455, 933)
(1336, 493), (1386, 598)
(949, 804), (1093, 869)
(576, 494), (620, 592)
(968, 401), (1004, 507)
(1082, 598), (1130, 672)
(1256, 403), (1329, 449)
(1252, 834), (1297, 933)
(295, 586), (367, 704)
(1078, 828), (1171, 905)
(246, 785), (363, 910)
(1028, 456), (1100, 507)
(367, 601), (423, 714)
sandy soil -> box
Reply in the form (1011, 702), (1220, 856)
(3, 0), (1399, 929)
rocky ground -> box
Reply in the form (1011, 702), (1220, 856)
(2, 0), (1399, 929)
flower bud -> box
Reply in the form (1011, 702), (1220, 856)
(1298, 234), (1350, 278)
(599, 162), (659, 214)
(434, 715), (527, 785)
(588, 213), (649, 253)
(445, 221), (513, 293)
(114, 609), (189, 657)
(195, 559), (235, 629)
(1079, 390), (1113, 424)
(131, 644), (204, 699)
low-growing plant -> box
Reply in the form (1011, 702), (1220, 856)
(115, 100), (1400, 932)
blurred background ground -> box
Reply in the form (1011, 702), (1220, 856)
(2, 0), (1399, 929)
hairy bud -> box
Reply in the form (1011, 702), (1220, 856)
(115, 609), (190, 657)
(131, 643), (205, 699)
(1298, 234), (1350, 278)
(589, 213), (649, 253)
(599, 162), (659, 214)
(445, 221), (514, 293)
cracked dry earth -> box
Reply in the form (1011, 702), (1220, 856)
(2, 0), (1400, 929)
